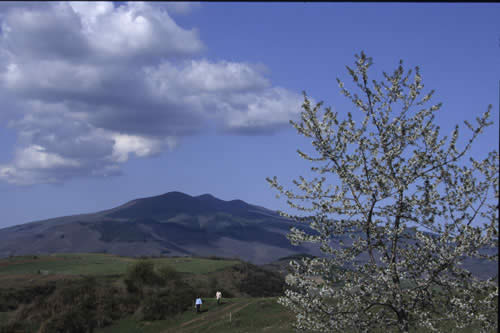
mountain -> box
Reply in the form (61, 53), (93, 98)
(0, 191), (496, 279)
(0, 191), (320, 264)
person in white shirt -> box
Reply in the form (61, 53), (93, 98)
(216, 291), (222, 305)
(195, 297), (203, 313)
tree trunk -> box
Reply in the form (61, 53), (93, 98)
(397, 309), (409, 333)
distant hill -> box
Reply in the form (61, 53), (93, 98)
(0, 191), (496, 279)
(0, 192), (321, 264)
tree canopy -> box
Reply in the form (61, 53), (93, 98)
(267, 52), (498, 332)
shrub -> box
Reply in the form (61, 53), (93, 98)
(0, 283), (56, 311)
(4, 277), (121, 332)
(156, 264), (180, 284)
(125, 260), (160, 286)
(122, 260), (195, 321)
(39, 308), (96, 333)
(235, 263), (285, 297)
(140, 281), (196, 320)
(124, 277), (140, 293)
(125, 261), (181, 292)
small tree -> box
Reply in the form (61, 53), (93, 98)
(267, 52), (498, 332)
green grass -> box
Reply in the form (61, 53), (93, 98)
(96, 297), (295, 333)
(0, 312), (9, 325)
(0, 254), (240, 277)
(0, 254), (495, 332)
(151, 257), (240, 274)
(0, 253), (132, 276)
(93, 295), (488, 333)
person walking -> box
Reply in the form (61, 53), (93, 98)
(195, 297), (203, 313)
(216, 290), (222, 305)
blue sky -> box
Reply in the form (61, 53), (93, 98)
(0, 2), (498, 229)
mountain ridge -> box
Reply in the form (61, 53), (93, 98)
(0, 191), (496, 279)
(0, 191), (312, 264)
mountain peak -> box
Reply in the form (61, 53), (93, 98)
(196, 193), (217, 200)
(160, 191), (192, 198)
(104, 191), (261, 221)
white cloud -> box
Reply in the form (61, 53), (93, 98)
(0, 2), (87, 61)
(2, 59), (102, 93)
(110, 133), (177, 163)
(145, 60), (271, 94)
(0, 2), (303, 185)
(15, 145), (80, 169)
(143, 60), (301, 128)
(68, 1), (203, 59)
(0, 145), (81, 185)
(68, 1), (114, 23)
(221, 87), (305, 133)
(180, 60), (271, 93)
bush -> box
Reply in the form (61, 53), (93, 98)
(157, 264), (180, 284)
(125, 261), (181, 293)
(123, 260), (196, 321)
(94, 286), (124, 325)
(124, 277), (140, 293)
(0, 283), (56, 311)
(114, 293), (141, 315)
(235, 263), (285, 297)
(140, 281), (196, 320)
(205, 276), (235, 299)
(39, 308), (96, 333)
(141, 293), (167, 321)
(125, 260), (160, 286)
(4, 277), (121, 332)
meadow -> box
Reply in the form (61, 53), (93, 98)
(0, 253), (496, 332)
(0, 253), (240, 277)
(0, 253), (289, 332)
(96, 297), (293, 333)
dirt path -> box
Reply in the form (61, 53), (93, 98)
(162, 299), (257, 333)
(179, 302), (242, 328)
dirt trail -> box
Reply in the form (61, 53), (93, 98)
(162, 299), (257, 333)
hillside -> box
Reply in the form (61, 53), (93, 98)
(0, 254), (489, 333)
(0, 254), (289, 332)
(0, 191), (496, 279)
(0, 192), (320, 264)
(95, 297), (294, 333)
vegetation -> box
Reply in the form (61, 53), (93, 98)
(95, 297), (294, 333)
(232, 262), (285, 297)
(0, 253), (495, 332)
(0, 254), (285, 332)
(267, 52), (498, 332)
(0, 253), (240, 276)
(123, 260), (196, 321)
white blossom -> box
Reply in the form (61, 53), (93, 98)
(267, 52), (499, 332)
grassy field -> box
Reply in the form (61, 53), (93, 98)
(94, 296), (492, 333)
(0, 312), (8, 325)
(0, 253), (240, 278)
(96, 297), (294, 333)
(0, 254), (496, 332)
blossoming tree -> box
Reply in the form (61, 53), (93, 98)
(267, 52), (498, 332)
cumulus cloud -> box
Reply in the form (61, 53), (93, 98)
(111, 134), (177, 163)
(0, 2), (303, 185)
(69, 2), (203, 59)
